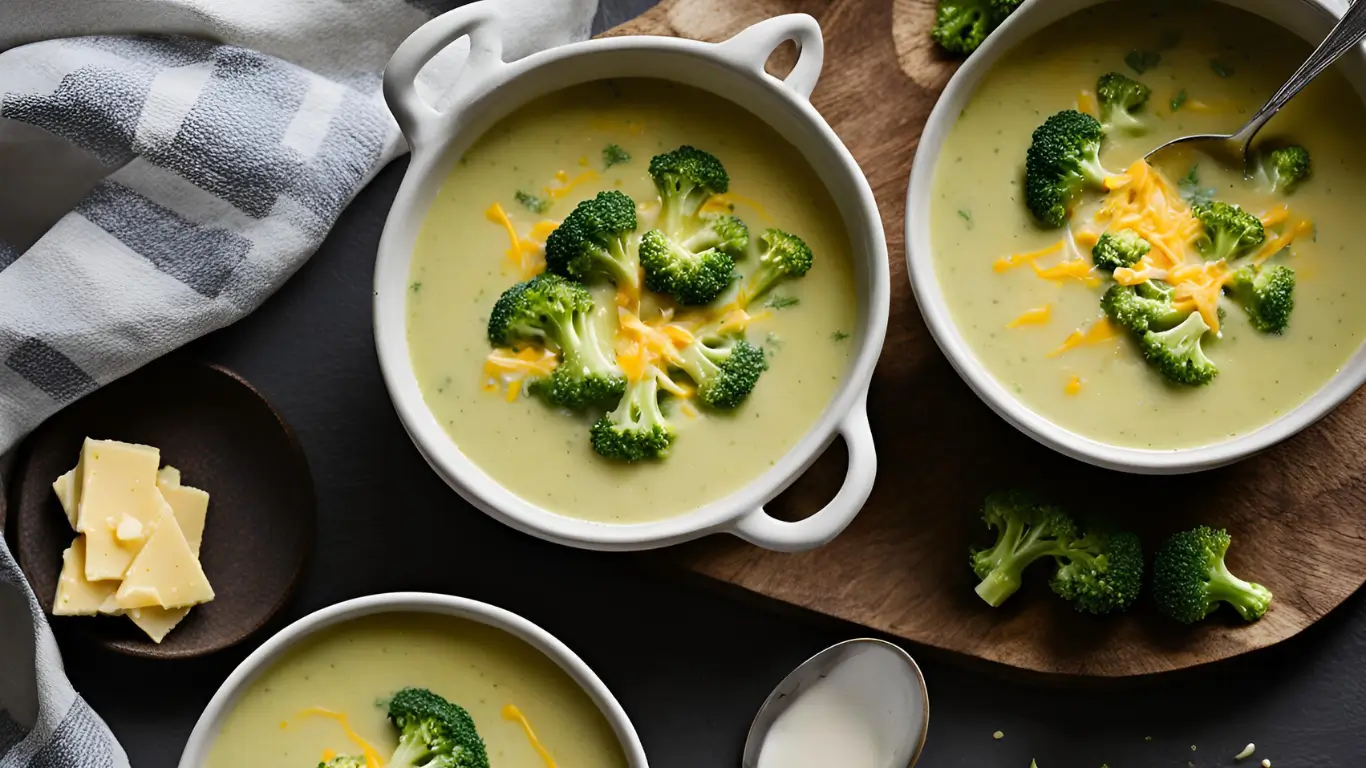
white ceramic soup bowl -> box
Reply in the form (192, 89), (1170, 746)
(374, 5), (889, 551)
(178, 592), (649, 767)
(906, 0), (1366, 474)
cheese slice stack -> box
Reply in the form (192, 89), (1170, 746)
(51, 439), (213, 643)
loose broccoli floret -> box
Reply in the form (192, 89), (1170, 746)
(1257, 145), (1311, 195)
(1024, 110), (1113, 228)
(931, 0), (995, 55)
(673, 330), (768, 409)
(487, 274), (625, 409)
(544, 190), (640, 293)
(387, 687), (489, 768)
(1225, 263), (1294, 334)
(1192, 201), (1265, 262)
(740, 229), (814, 304)
(639, 229), (736, 306)
(649, 146), (729, 237)
(1100, 282), (1186, 334)
(591, 369), (676, 461)
(602, 143), (631, 169)
(990, 0), (1024, 18)
(1091, 229), (1151, 271)
(319, 758), (366, 768)
(1049, 529), (1144, 615)
(1139, 311), (1218, 386)
(969, 491), (1079, 607)
(1152, 526), (1272, 623)
(1095, 72), (1152, 135)
(682, 213), (749, 259)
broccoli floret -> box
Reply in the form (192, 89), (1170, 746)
(1095, 72), (1151, 135)
(544, 190), (640, 293)
(602, 143), (631, 168)
(740, 229), (814, 305)
(674, 331), (768, 409)
(1049, 529), (1144, 615)
(639, 229), (736, 306)
(319, 758), (366, 768)
(591, 369), (676, 462)
(1091, 229), (1151, 271)
(487, 275), (625, 409)
(387, 687), (489, 768)
(1152, 526), (1272, 623)
(969, 491), (1079, 607)
(931, 0), (995, 55)
(1225, 263), (1294, 334)
(682, 214), (749, 259)
(649, 146), (729, 237)
(1100, 282), (1186, 334)
(1024, 110), (1113, 228)
(1257, 145), (1311, 195)
(990, 0), (1023, 18)
(1139, 311), (1218, 386)
(1192, 200), (1265, 262)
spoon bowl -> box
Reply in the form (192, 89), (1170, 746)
(742, 638), (929, 768)
(1146, 0), (1366, 166)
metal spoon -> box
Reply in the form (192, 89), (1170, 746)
(1146, 0), (1366, 166)
(742, 638), (929, 768)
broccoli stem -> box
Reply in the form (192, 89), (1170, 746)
(973, 518), (1066, 607)
(561, 310), (615, 376)
(1206, 559), (1273, 621)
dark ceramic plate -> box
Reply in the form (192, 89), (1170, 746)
(10, 359), (315, 659)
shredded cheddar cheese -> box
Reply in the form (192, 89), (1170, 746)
(1047, 317), (1120, 358)
(486, 203), (546, 278)
(295, 708), (385, 768)
(994, 241), (1064, 273)
(1031, 257), (1101, 286)
(483, 347), (559, 401)
(702, 192), (772, 222)
(1064, 375), (1083, 395)
(544, 169), (599, 201)
(1006, 305), (1053, 328)
(502, 705), (558, 768)
(1076, 89), (1098, 117)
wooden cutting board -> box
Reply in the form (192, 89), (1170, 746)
(606, 0), (1366, 677)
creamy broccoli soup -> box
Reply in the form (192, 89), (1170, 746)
(931, 0), (1366, 450)
(204, 613), (627, 768)
(407, 79), (858, 523)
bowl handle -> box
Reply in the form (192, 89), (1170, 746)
(729, 388), (876, 552)
(383, 2), (506, 149)
(713, 14), (825, 100)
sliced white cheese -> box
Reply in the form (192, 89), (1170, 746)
(52, 469), (78, 530)
(98, 593), (125, 616)
(76, 439), (164, 580)
(158, 481), (209, 558)
(157, 466), (181, 487)
(114, 513), (146, 543)
(53, 537), (119, 616)
(127, 606), (192, 644)
(114, 510), (214, 610)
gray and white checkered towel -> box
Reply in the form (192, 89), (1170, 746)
(0, 0), (596, 763)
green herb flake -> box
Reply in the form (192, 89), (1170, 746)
(957, 208), (974, 229)
(1125, 50), (1161, 74)
(831, 330), (850, 342)
(602, 144), (631, 168)
(1210, 58), (1235, 78)
(409, 282), (422, 293)
(1178, 165), (1216, 205)
(1170, 89), (1188, 112)
(764, 295), (800, 310)
(514, 190), (549, 214)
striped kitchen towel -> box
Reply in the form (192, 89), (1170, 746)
(0, 0), (596, 764)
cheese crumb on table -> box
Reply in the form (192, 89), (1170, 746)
(1235, 743), (1256, 760)
(50, 445), (213, 643)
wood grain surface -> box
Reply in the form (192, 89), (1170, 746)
(607, 0), (1366, 676)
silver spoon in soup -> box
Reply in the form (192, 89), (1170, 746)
(1146, 0), (1366, 168)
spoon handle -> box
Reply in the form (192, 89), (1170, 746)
(1238, 0), (1366, 148)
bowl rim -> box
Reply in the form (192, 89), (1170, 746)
(373, 17), (890, 549)
(904, 0), (1366, 474)
(176, 591), (650, 767)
